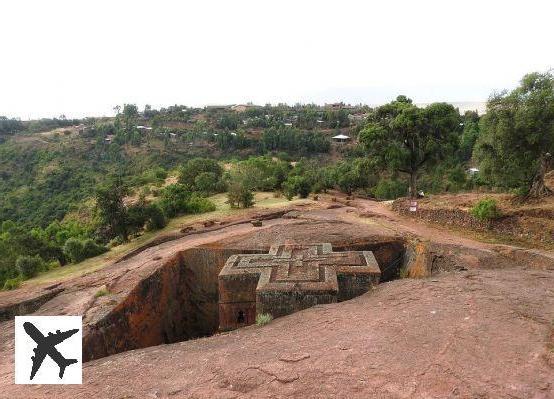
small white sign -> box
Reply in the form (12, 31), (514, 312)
(15, 316), (82, 384)
(409, 201), (418, 212)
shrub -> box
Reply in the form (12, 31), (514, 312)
(82, 239), (108, 259)
(282, 180), (296, 200)
(372, 179), (408, 200)
(46, 260), (61, 270)
(186, 195), (217, 214)
(398, 266), (410, 279)
(63, 238), (85, 263)
(94, 286), (110, 298)
(336, 171), (357, 195)
(179, 158), (223, 189)
(153, 167), (168, 181)
(64, 238), (106, 263)
(283, 176), (311, 200)
(470, 198), (501, 221)
(16, 255), (44, 279)
(158, 183), (191, 218)
(108, 236), (124, 248)
(255, 313), (273, 326)
(294, 176), (311, 198)
(145, 204), (167, 231)
(227, 182), (255, 208)
(126, 203), (150, 232)
(3, 277), (22, 290)
(513, 186), (530, 198)
(194, 172), (221, 195)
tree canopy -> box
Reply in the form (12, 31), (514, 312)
(475, 71), (554, 197)
(359, 96), (460, 197)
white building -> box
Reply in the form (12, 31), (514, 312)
(332, 134), (351, 143)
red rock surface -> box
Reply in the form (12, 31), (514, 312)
(4, 268), (554, 398)
(0, 196), (553, 398)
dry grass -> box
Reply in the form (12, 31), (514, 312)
(256, 313), (273, 326)
(407, 242), (430, 278)
(94, 286), (110, 298)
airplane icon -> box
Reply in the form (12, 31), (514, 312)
(23, 321), (79, 380)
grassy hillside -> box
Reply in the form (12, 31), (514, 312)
(0, 128), (212, 227)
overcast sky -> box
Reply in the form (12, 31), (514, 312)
(1, 0), (552, 119)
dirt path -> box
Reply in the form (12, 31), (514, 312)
(348, 198), (498, 250)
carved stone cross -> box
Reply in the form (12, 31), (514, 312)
(218, 243), (380, 331)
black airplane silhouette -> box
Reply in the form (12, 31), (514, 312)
(23, 321), (79, 380)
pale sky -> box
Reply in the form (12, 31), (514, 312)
(1, 0), (552, 119)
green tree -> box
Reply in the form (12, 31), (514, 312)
(283, 175), (311, 199)
(458, 111), (480, 162)
(232, 156), (290, 191)
(194, 172), (220, 195)
(372, 178), (408, 200)
(157, 183), (191, 217)
(0, 116), (24, 135)
(227, 181), (255, 208)
(144, 204), (167, 231)
(475, 71), (554, 198)
(63, 238), (86, 263)
(360, 97), (460, 197)
(95, 178), (130, 241)
(179, 158), (223, 190)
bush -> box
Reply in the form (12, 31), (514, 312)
(145, 204), (167, 231)
(372, 179), (408, 200)
(336, 171), (357, 194)
(63, 238), (85, 263)
(470, 198), (501, 221)
(153, 167), (168, 181)
(194, 172), (222, 195)
(108, 236), (124, 248)
(94, 286), (109, 298)
(255, 313), (273, 326)
(158, 183), (191, 217)
(186, 195), (217, 214)
(82, 239), (108, 259)
(3, 277), (22, 290)
(16, 255), (44, 279)
(179, 158), (223, 189)
(230, 156), (290, 192)
(46, 260), (61, 270)
(282, 178), (295, 200)
(126, 203), (150, 232)
(283, 176), (311, 200)
(227, 182), (255, 208)
(64, 238), (106, 263)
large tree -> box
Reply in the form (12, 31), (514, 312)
(360, 96), (460, 198)
(95, 178), (130, 241)
(475, 72), (554, 198)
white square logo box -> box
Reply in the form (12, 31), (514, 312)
(14, 316), (82, 384)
